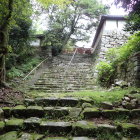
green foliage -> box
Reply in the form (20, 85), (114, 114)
(115, 0), (140, 32)
(97, 32), (140, 87)
(42, 0), (108, 55)
(106, 32), (140, 64)
(7, 58), (41, 79)
(96, 62), (115, 87)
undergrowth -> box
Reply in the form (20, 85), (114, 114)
(7, 57), (42, 79)
(27, 87), (139, 107)
(96, 31), (140, 87)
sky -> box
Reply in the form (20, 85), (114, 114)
(101, 0), (127, 15)
(33, 0), (128, 47)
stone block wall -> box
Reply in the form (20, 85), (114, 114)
(96, 30), (129, 62)
(117, 52), (140, 87)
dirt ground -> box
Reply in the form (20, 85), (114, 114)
(0, 87), (24, 107)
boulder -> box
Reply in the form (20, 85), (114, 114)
(101, 102), (113, 109)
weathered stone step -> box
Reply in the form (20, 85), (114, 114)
(29, 88), (93, 93)
(82, 107), (140, 119)
(2, 105), (82, 119)
(0, 131), (95, 140)
(0, 119), (140, 138)
(24, 97), (93, 107)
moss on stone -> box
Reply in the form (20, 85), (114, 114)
(0, 131), (18, 140)
(0, 121), (5, 131)
(117, 123), (140, 137)
(82, 107), (101, 118)
(2, 107), (11, 118)
(43, 137), (69, 140)
(102, 110), (118, 118)
(72, 121), (97, 136)
(131, 109), (140, 118)
(5, 119), (24, 131)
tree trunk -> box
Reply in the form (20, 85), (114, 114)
(0, 0), (13, 86)
(0, 26), (8, 85)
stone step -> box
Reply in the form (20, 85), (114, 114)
(24, 97), (93, 107)
(0, 119), (140, 137)
(0, 131), (95, 140)
(2, 106), (75, 119)
(29, 88), (94, 92)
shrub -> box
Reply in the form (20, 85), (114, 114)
(96, 62), (115, 87)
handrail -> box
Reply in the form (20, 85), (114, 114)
(23, 58), (48, 81)
(64, 48), (78, 74)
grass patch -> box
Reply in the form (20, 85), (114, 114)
(26, 87), (140, 106)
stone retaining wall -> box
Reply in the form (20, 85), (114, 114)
(94, 30), (129, 62)
(117, 52), (140, 87)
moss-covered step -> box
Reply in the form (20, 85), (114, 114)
(82, 108), (131, 119)
(42, 137), (93, 140)
(2, 105), (45, 118)
(0, 121), (5, 134)
(82, 108), (101, 119)
(44, 107), (69, 118)
(18, 132), (43, 140)
(131, 109), (140, 118)
(72, 121), (97, 137)
(0, 131), (44, 140)
(0, 131), (18, 140)
(24, 117), (41, 132)
(42, 137), (69, 140)
(117, 123), (140, 137)
(32, 97), (79, 107)
(5, 118), (24, 131)
(40, 121), (72, 134)
(0, 108), (4, 120)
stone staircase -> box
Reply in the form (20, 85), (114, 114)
(0, 96), (140, 139)
(30, 54), (95, 93)
(0, 53), (140, 139)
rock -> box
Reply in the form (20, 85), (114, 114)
(129, 91), (139, 94)
(2, 107), (11, 118)
(102, 110), (118, 118)
(0, 121), (5, 133)
(40, 121), (72, 134)
(81, 103), (93, 109)
(82, 108), (101, 118)
(72, 121), (97, 136)
(97, 124), (117, 133)
(0, 108), (4, 120)
(35, 98), (59, 106)
(26, 106), (45, 118)
(5, 119), (24, 131)
(44, 107), (69, 118)
(124, 97), (130, 102)
(114, 80), (128, 88)
(0, 131), (18, 140)
(117, 123), (140, 137)
(115, 108), (130, 116)
(43, 137), (69, 140)
(101, 102), (113, 109)
(59, 98), (79, 107)
(72, 137), (91, 140)
(123, 102), (136, 110)
(11, 105), (26, 118)
(19, 133), (43, 140)
(24, 99), (35, 106)
(24, 117), (41, 131)
(131, 109), (140, 118)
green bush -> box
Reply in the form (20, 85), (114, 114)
(7, 57), (41, 79)
(97, 32), (140, 87)
(96, 62), (115, 87)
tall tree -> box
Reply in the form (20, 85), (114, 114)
(0, 0), (67, 86)
(115, 0), (140, 32)
(43, 0), (108, 54)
